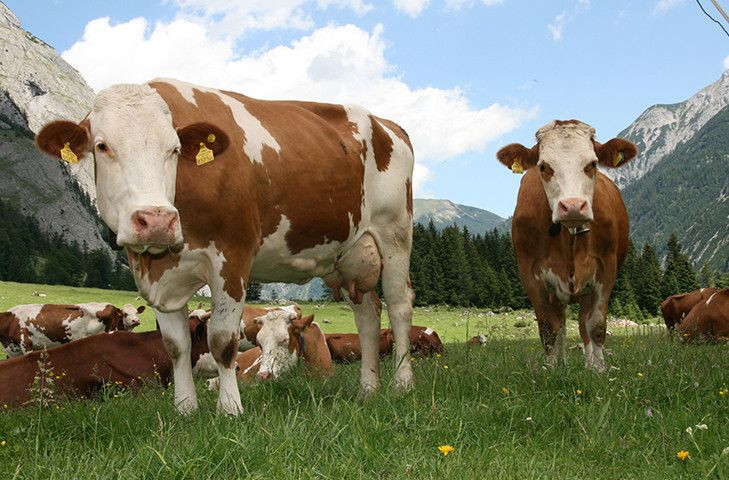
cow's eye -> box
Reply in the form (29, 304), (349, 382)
(172, 146), (181, 156)
(96, 142), (108, 152)
(539, 164), (545, 172)
(590, 161), (597, 169)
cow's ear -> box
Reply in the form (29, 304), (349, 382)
(496, 143), (539, 173)
(136, 305), (146, 314)
(36, 120), (91, 163)
(177, 123), (229, 163)
(595, 138), (638, 168)
(293, 314), (315, 330)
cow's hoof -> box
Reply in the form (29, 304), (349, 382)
(358, 382), (380, 401)
(586, 362), (607, 373)
(174, 397), (199, 416)
(217, 399), (243, 416)
(394, 376), (414, 394)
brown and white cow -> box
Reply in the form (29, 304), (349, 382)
(0, 316), (209, 408)
(0, 303), (144, 357)
(36, 79), (414, 415)
(497, 119), (637, 371)
(206, 310), (333, 389)
(677, 288), (729, 342)
(326, 329), (394, 363)
(660, 288), (718, 331)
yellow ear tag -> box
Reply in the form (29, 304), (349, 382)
(613, 151), (624, 167)
(60, 142), (79, 164)
(196, 142), (214, 166)
(511, 159), (524, 174)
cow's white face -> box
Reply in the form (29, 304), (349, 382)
(120, 304), (144, 330)
(535, 121), (598, 227)
(35, 83), (229, 254)
(496, 119), (638, 228)
(89, 85), (182, 253)
(256, 310), (299, 380)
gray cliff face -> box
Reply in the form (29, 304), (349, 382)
(609, 71), (729, 189)
(0, 2), (107, 252)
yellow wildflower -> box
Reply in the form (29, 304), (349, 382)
(443, 365), (449, 370)
(438, 445), (454, 456)
(676, 450), (689, 461)
(637, 372), (643, 378)
(576, 389), (583, 395)
(0, 440), (5, 447)
(501, 387), (509, 395)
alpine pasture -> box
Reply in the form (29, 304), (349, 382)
(1, 281), (728, 478)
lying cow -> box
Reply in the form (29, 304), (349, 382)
(0, 316), (208, 408)
(326, 326), (443, 363)
(497, 119), (637, 371)
(660, 288), (718, 331)
(0, 303), (145, 357)
(326, 330), (394, 363)
(677, 289), (729, 342)
(188, 304), (302, 353)
(206, 310), (333, 389)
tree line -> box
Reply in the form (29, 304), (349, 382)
(2, 196), (726, 318)
(0, 198), (135, 290)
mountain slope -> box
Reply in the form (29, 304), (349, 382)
(622, 102), (729, 270)
(609, 71), (729, 189)
(413, 198), (506, 234)
(0, 2), (108, 251)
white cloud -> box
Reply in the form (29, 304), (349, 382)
(547, 12), (567, 41)
(653, 0), (685, 14)
(546, 0), (591, 42)
(445, 0), (502, 10)
(63, 17), (534, 195)
(394, 0), (432, 17)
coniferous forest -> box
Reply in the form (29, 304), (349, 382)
(2, 197), (726, 317)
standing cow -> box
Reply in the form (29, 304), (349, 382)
(660, 288), (718, 331)
(497, 119), (637, 371)
(35, 79), (415, 415)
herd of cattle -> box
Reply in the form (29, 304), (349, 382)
(5, 78), (723, 415)
(0, 301), (444, 407)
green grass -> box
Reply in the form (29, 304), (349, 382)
(1, 281), (727, 478)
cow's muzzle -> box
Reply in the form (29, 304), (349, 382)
(125, 207), (182, 251)
(555, 197), (592, 228)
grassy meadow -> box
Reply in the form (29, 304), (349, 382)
(0, 281), (728, 478)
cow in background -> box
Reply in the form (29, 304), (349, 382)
(497, 119), (637, 371)
(660, 288), (718, 331)
(0, 303), (144, 357)
(36, 79), (414, 414)
(206, 310), (333, 389)
(677, 289), (729, 342)
(0, 316), (208, 408)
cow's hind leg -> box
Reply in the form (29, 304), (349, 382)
(208, 289), (245, 416)
(578, 294), (608, 372)
(535, 298), (567, 367)
(346, 290), (383, 398)
(377, 229), (415, 393)
(156, 307), (198, 415)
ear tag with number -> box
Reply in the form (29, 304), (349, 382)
(613, 151), (624, 167)
(511, 158), (524, 174)
(60, 142), (79, 164)
(196, 142), (214, 166)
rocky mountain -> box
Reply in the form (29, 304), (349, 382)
(621, 102), (729, 271)
(0, 3), (108, 252)
(608, 71), (729, 189)
(413, 198), (507, 234)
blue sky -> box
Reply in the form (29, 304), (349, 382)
(6, 0), (729, 217)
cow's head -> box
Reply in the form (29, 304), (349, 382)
(188, 313), (210, 367)
(35, 83), (229, 254)
(255, 310), (314, 380)
(120, 304), (145, 330)
(497, 120), (637, 228)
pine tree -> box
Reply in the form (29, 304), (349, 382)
(637, 244), (663, 315)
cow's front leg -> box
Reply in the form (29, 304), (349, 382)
(208, 288), (245, 416)
(156, 307), (198, 415)
(535, 298), (567, 367)
(579, 294), (607, 372)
